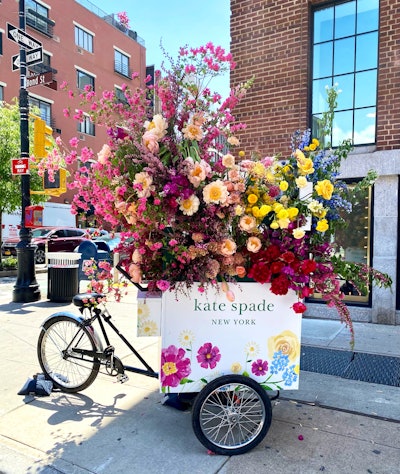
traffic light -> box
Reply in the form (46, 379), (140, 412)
(33, 116), (53, 158)
(43, 169), (67, 196)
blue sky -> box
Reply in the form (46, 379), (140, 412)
(93, 0), (231, 97)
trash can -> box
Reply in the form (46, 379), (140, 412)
(77, 240), (111, 283)
(47, 252), (81, 302)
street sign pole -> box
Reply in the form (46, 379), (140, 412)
(13, 0), (40, 303)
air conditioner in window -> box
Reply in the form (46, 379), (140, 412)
(78, 134), (85, 141)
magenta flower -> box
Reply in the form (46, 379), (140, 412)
(251, 359), (269, 377)
(156, 280), (170, 291)
(196, 343), (221, 369)
(160, 345), (191, 388)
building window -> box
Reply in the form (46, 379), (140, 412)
(75, 26), (93, 53)
(26, 0), (54, 37)
(0, 31), (3, 55)
(29, 97), (51, 125)
(115, 86), (128, 105)
(114, 50), (130, 78)
(77, 70), (95, 91)
(311, 0), (379, 146)
(77, 114), (95, 136)
(0, 85), (3, 102)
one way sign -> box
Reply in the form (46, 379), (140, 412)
(12, 47), (43, 71)
(7, 23), (42, 50)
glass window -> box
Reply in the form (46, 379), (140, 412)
(311, 0), (379, 146)
(0, 86), (3, 102)
(0, 31), (3, 56)
(29, 97), (51, 125)
(75, 26), (93, 53)
(114, 50), (130, 77)
(77, 115), (95, 136)
(26, 0), (52, 36)
(115, 87), (128, 104)
(77, 70), (95, 90)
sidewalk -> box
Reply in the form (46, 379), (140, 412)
(0, 272), (399, 473)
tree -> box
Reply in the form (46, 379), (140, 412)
(0, 100), (48, 264)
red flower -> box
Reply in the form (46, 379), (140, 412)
(293, 301), (307, 313)
(281, 251), (296, 263)
(300, 259), (317, 275)
(299, 286), (314, 298)
(248, 262), (272, 283)
(270, 261), (284, 274)
(270, 274), (289, 295)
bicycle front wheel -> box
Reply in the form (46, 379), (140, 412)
(37, 315), (100, 393)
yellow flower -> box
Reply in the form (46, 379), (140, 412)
(272, 202), (283, 212)
(279, 180), (289, 191)
(238, 150), (245, 157)
(247, 193), (258, 205)
(295, 176), (308, 188)
(315, 179), (334, 200)
(308, 143), (317, 151)
(251, 206), (260, 218)
(278, 217), (290, 229)
(293, 228), (305, 239)
(316, 218), (329, 232)
(298, 158), (315, 175)
(259, 204), (271, 217)
(312, 138), (319, 147)
(231, 362), (242, 373)
(270, 220), (279, 229)
(235, 205), (244, 216)
(276, 208), (289, 220)
(252, 162), (266, 177)
(268, 330), (300, 363)
(287, 207), (299, 219)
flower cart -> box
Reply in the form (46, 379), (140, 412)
(137, 281), (301, 455)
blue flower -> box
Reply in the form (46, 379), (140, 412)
(282, 364), (298, 386)
(270, 351), (289, 374)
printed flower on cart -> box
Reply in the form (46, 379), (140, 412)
(196, 342), (221, 369)
(160, 345), (191, 389)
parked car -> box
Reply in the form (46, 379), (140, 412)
(1, 227), (87, 264)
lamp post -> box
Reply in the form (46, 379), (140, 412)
(12, 0), (41, 303)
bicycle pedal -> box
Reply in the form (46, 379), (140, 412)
(117, 373), (129, 384)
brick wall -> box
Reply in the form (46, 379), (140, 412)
(230, 0), (400, 155)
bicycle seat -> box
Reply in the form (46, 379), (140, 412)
(73, 293), (106, 308)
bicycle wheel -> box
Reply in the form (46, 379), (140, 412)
(37, 315), (100, 393)
(192, 375), (272, 455)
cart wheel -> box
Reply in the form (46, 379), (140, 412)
(192, 375), (272, 456)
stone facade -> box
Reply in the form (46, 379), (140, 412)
(230, 0), (400, 324)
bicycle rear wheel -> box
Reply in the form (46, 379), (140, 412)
(37, 315), (100, 393)
(192, 375), (272, 455)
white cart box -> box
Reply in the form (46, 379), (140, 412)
(160, 282), (302, 393)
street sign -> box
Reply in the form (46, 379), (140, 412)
(12, 47), (43, 71)
(7, 23), (42, 50)
(11, 158), (30, 175)
(26, 71), (53, 88)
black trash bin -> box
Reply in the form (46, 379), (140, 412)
(47, 252), (81, 302)
(77, 240), (112, 283)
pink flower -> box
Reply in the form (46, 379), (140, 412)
(196, 343), (221, 369)
(161, 345), (191, 388)
(292, 302), (307, 314)
(251, 359), (268, 376)
(156, 280), (170, 291)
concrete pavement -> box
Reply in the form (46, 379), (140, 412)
(0, 271), (399, 473)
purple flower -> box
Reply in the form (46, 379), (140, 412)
(161, 345), (191, 387)
(251, 359), (269, 377)
(196, 342), (221, 369)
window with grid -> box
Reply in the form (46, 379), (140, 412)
(77, 115), (95, 136)
(29, 97), (51, 125)
(311, 0), (379, 147)
(114, 50), (130, 77)
(26, 0), (53, 36)
(75, 26), (93, 53)
(77, 70), (95, 91)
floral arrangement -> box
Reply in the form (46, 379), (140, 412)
(49, 43), (391, 343)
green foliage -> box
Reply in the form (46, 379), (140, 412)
(0, 256), (18, 270)
(0, 100), (49, 262)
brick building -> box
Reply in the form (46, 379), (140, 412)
(230, 0), (400, 325)
(0, 0), (146, 210)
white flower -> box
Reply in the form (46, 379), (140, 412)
(179, 194), (200, 216)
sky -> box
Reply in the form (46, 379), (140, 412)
(93, 0), (231, 97)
